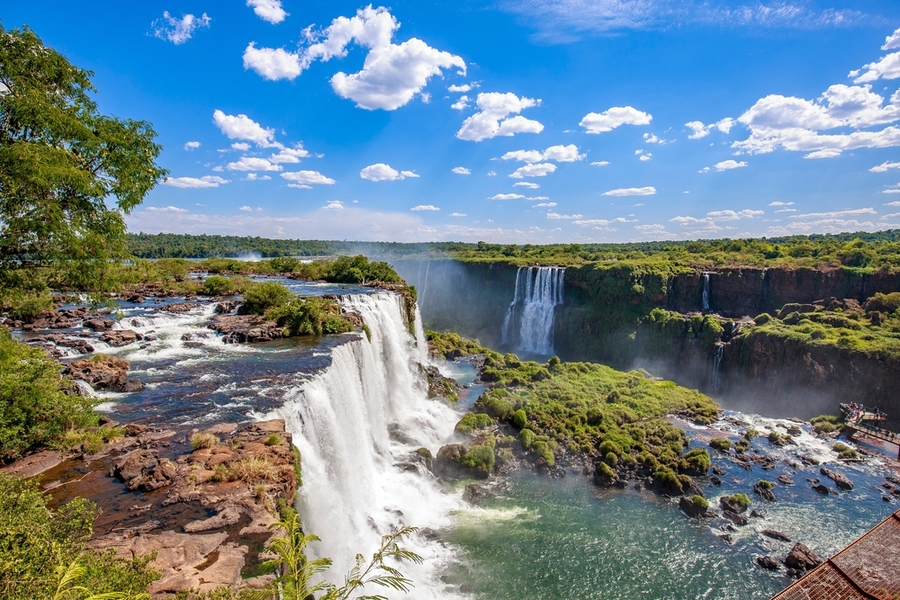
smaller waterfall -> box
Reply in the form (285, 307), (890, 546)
(501, 266), (565, 355)
(708, 344), (724, 392)
(701, 272), (711, 311)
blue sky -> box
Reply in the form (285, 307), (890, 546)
(8, 1), (900, 243)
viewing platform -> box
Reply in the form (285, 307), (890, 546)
(840, 403), (900, 460)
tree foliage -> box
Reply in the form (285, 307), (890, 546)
(0, 25), (166, 290)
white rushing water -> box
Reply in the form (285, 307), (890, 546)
(501, 266), (565, 355)
(274, 292), (465, 599)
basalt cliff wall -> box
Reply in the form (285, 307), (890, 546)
(394, 259), (900, 423)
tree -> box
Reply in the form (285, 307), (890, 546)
(0, 25), (166, 291)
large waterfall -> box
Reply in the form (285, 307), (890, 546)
(273, 292), (463, 599)
(501, 266), (565, 355)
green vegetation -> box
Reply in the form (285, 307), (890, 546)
(0, 328), (96, 462)
(190, 433), (220, 450)
(757, 479), (775, 490)
(709, 437), (732, 452)
(0, 472), (158, 599)
(455, 413), (494, 434)
(811, 414), (843, 434)
(425, 330), (485, 359)
(264, 295), (354, 337)
(832, 442), (859, 459)
(727, 493), (752, 510)
(690, 495), (709, 510)
(0, 25), (165, 295)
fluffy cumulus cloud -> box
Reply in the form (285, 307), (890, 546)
(501, 144), (584, 163)
(456, 93), (544, 142)
(852, 28), (900, 83)
(152, 11), (210, 45)
(870, 160), (900, 172)
(547, 212), (582, 220)
(514, 181), (540, 189)
(184, 141), (201, 151)
(767, 207), (883, 235)
(227, 157), (282, 172)
(602, 186), (657, 196)
(451, 96), (470, 110)
(247, 0), (288, 24)
(411, 204), (439, 211)
(573, 217), (634, 228)
(360, 163), (419, 181)
(243, 7), (465, 111)
(281, 170), (336, 186)
(699, 159), (748, 173)
(509, 163), (557, 179)
(685, 118), (735, 140)
(580, 106), (651, 134)
(213, 110), (278, 148)
(452, 166), (471, 175)
(731, 63), (900, 157)
(163, 175), (230, 189)
(489, 193), (526, 200)
(269, 146), (310, 164)
(670, 208), (762, 234)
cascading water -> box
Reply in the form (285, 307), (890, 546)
(501, 266), (565, 355)
(708, 344), (724, 392)
(701, 272), (710, 311)
(273, 292), (465, 599)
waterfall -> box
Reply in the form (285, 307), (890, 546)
(273, 291), (463, 599)
(708, 344), (724, 392)
(501, 266), (565, 355)
(701, 272), (710, 311)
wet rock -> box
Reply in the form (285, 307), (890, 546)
(113, 450), (176, 492)
(719, 534), (733, 544)
(750, 509), (766, 519)
(65, 355), (144, 393)
(762, 529), (791, 542)
(757, 556), (781, 571)
(124, 423), (148, 437)
(712, 465), (726, 476)
(784, 542), (822, 573)
(754, 482), (777, 502)
(777, 475), (794, 485)
(710, 475), (722, 486)
(820, 467), (853, 490)
(799, 455), (820, 467)
(719, 496), (749, 514)
(463, 479), (509, 504)
(162, 302), (199, 313)
(679, 496), (715, 519)
(100, 329), (143, 347)
(812, 484), (832, 495)
(209, 315), (283, 344)
(84, 318), (115, 332)
(414, 447), (433, 473)
(215, 301), (241, 314)
(183, 504), (242, 533)
(722, 510), (748, 526)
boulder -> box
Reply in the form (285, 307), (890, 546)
(757, 556), (781, 571)
(722, 510), (748, 526)
(112, 450), (176, 492)
(65, 355), (144, 393)
(812, 484), (832, 495)
(754, 482), (777, 502)
(100, 329), (143, 347)
(761, 529), (791, 542)
(719, 495), (749, 514)
(784, 542), (822, 573)
(679, 496), (715, 519)
(208, 315), (283, 344)
(162, 302), (199, 313)
(84, 318), (115, 332)
(820, 467), (853, 490)
(777, 475), (794, 485)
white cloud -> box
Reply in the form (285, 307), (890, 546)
(634, 224), (671, 237)
(213, 110), (277, 147)
(489, 193), (526, 200)
(534, 202), (557, 208)
(775, 208), (797, 213)
(700, 159), (748, 172)
(643, 132), (670, 144)
(685, 118), (734, 139)
(882, 188), (900, 194)
(281, 170), (336, 185)
(769, 201), (794, 206)
(184, 141), (201, 151)
(732, 83), (900, 157)
(145, 206), (189, 213)
(449, 83), (479, 93)
(514, 182), (540, 189)
(450, 212), (467, 217)
(883, 212), (900, 219)
(451, 95), (470, 110)
(152, 11), (210, 45)
(602, 186), (656, 196)
(245, 7), (465, 111)
(870, 160), (900, 172)
(360, 163), (418, 181)
(456, 92), (543, 142)
(706, 209), (764, 220)
(411, 204), (440, 211)
(639, 153), (652, 162)
(580, 106), (651, 134)
(245, 173), (272, 181)
(231, 142), (250, 151)
(162, 176), (230, 189)
(591, 160), (610, 167)
(239, 205), (253, 212)
(789, 207), (876, 219)
(502, 144), (584, 163)
(243, 44), (303, 81)
(487, 170), (497, 176)
(885, 201), (900, 206)
(247, 0), (288, 24)
(547, 212), (582, 220)
(269, 146), (311, 164)
(324, 201), (344, 210)
(573, 217), (633, 227)
(509, 163), (557, 178)
(452, 166), (471, 175)
(227, 156), (282, 172)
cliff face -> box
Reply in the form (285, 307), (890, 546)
(397, 259), (900, 422)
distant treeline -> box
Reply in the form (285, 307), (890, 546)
(127, 230), (900, 269)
